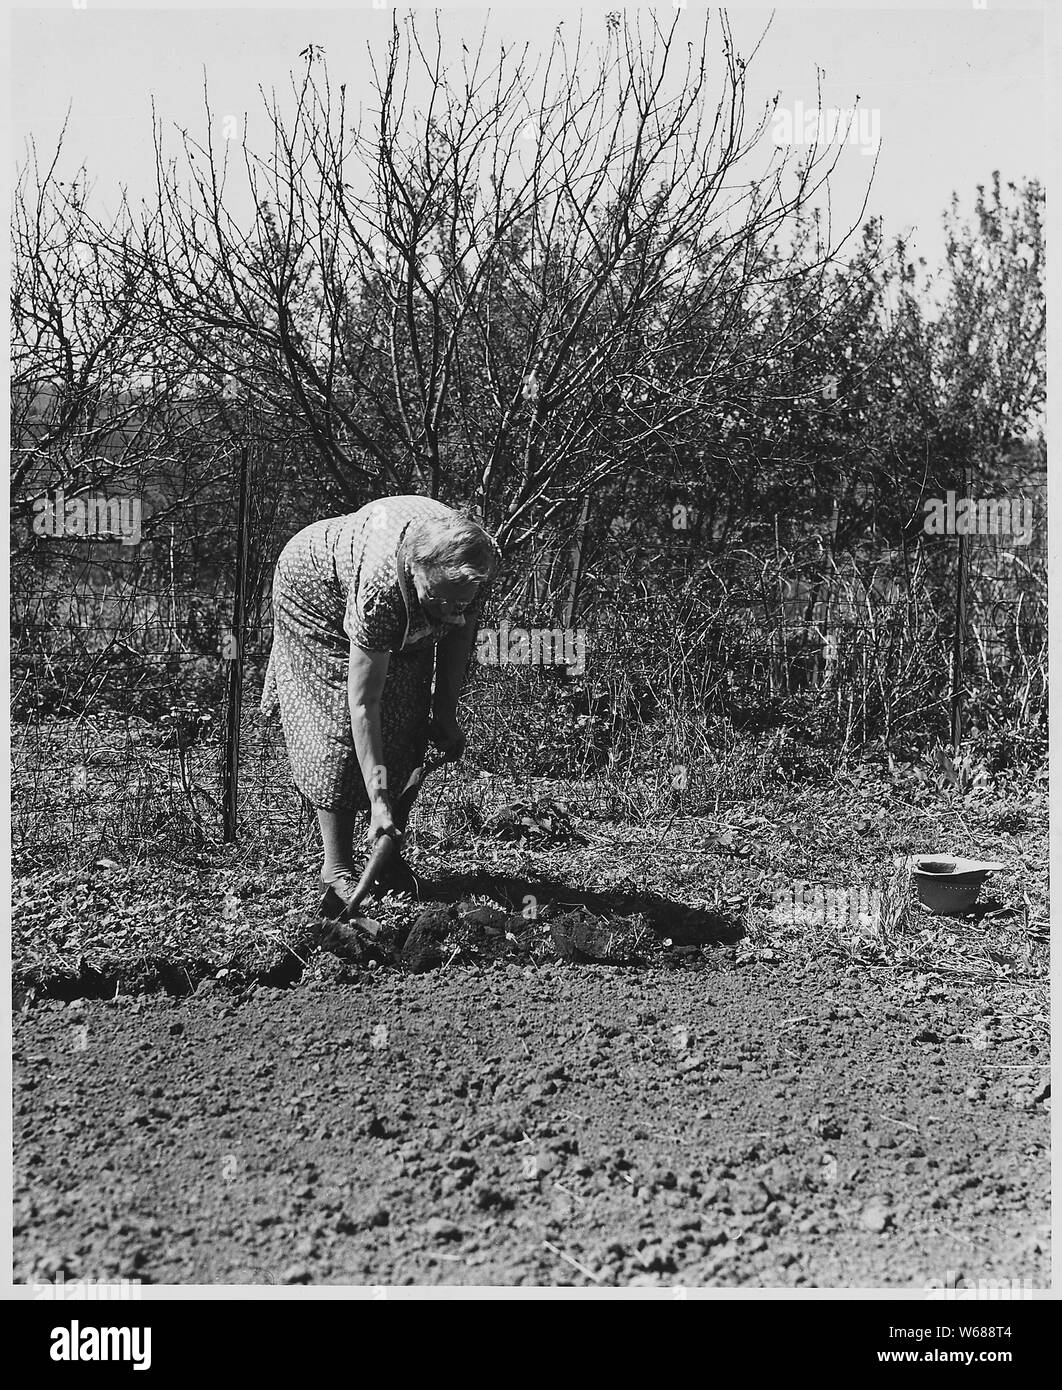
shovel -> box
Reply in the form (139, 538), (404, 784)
(327, 753), (450, 941)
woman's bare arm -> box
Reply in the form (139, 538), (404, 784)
(347, 646), (395, 839)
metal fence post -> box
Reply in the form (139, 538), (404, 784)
(950, 465), (968, 753)
(222, 439), (251, 841)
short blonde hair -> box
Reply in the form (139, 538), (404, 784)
(406, 513), (499, 584)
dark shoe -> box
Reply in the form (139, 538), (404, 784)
(319, 871), (361, 921)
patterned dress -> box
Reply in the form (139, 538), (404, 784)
(261, 495), (479, 812)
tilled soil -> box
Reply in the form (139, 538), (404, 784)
(13, 951), (1049, 1288)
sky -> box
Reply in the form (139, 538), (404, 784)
(9, 1), (1048, 273)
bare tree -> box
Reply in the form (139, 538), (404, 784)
(11, 123), (167, 498)
(126, 10), (872, 553)
(10, 121), (244, 540)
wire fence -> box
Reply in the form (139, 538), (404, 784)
(11, 447), (1047, 866)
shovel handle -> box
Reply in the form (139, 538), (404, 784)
(343, 832), (399, 917)
(344, 752), (449, 917)
(394, 752), (450, 816)
(410, 752), (451, 784)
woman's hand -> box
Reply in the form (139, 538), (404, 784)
(428, 712), (466, 762)
(367, 798), (400, 846)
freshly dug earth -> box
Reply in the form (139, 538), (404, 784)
(316, 899), (666, 974)
(13, 951), (1049, 1287)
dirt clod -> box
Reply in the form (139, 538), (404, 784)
(420, 1218), (463, 1242)
(400, 907), (454, 973)
(859, 1201), (894, 1234)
